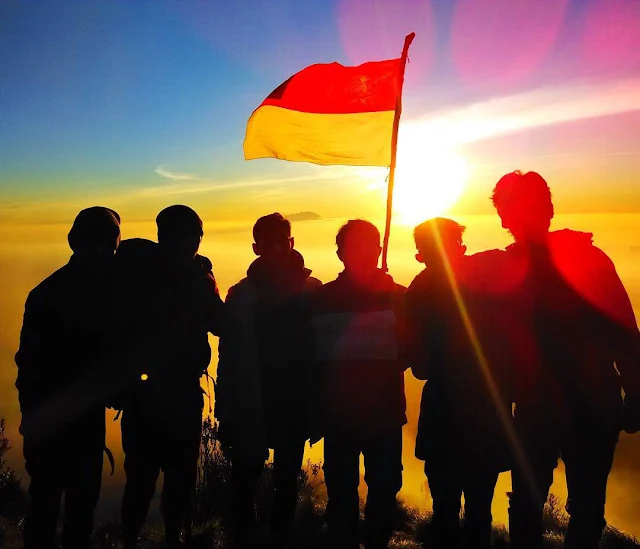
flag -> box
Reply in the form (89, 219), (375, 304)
(243, 59), (404, 167)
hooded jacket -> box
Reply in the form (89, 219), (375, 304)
(506, 229), (640, 433)
(311, 269), (407, 436)
(215, 250), (321, 458)
(406, 250), (514, 469)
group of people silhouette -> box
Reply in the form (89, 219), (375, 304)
(15, 170), (640, 549)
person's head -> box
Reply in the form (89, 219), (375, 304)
(68, 206), (121, 254)
(413, 217), (466, 267)
(156, 205), (203, 259)
(492, 171), (554, 243)
(336, 219), (381, 278)
(252, 213), (293, 260)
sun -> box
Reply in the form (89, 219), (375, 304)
(391, 122), (469, 225)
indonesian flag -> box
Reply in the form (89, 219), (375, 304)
(243, 58), (404, 167)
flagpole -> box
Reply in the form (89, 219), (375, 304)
(381, 32), (415, 273)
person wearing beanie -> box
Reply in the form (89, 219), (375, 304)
(16, 206), (121, 549)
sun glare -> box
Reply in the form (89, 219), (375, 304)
(391, 122), (469, 225)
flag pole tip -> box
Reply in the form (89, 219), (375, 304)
(403, 33), (416, 55)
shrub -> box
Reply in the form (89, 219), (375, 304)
(0, 419), (26, 518)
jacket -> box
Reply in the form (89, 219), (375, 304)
(16, 251), (114, 438)
(406, 250), (513, 469)
(215, 250), (321, 458)
(311, 269), (407, 436)
(506, 230), (640, 433)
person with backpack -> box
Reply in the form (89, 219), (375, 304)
(405, 217), (513, 549)
(310, 219), (406, 549)
(16, 206), (121, 549)
(114, 205), (225, 549)
(492, 171), (640, 549)
(215, 212), (321, 547)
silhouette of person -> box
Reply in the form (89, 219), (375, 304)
(492, 171), (640, 549)
(114, 205), (225, 549)
(15, 206), (121, 549)
(215, 212), (321, 547)
(310, 220), (406, 549)
(405, 218), (512, 549)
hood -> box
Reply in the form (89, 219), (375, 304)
(247, 249), (312, 297)
(336, 268), (396, 293)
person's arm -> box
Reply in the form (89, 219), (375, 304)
(15, 290), (51, 414)
(589, 249), (640, 432)
(404, 279), (431, 380)
(308, 285), (327, 445)
(392, 283), (410, 372)
(197, 259), (226, 337)
(214, 285), (240, 425)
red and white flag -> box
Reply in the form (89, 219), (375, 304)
(244, 45), (412, 167)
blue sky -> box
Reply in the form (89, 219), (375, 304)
(1, 0), (639, 216)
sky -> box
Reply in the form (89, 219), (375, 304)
(1, 0), (639, 226)
(1, 0), (640, 536)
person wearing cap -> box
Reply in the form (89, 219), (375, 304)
(215, 212), (321, 547)
(16, 206), (121, 549)
(112, 205), (225, 549)
(492, 171), (640, 549)
(405, 217), (512, 549)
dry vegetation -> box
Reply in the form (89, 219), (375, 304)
(1, 418), (638, 548)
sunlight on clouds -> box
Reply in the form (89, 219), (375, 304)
(154, 165), (202, 181)
(413, 77), (640, 147)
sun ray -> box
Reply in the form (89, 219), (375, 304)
(389, 121), (470, 225)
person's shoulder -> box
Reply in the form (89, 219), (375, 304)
(550, 229), (615, 273)
(392, 280), (407, 294)
(304, 276), (323, 291)
(27, 263), (70, 302)
(407, 268), (430, 293)
(464, 248), (509, 272)
(468, 248), (507, 261)
(308, 277), (339, 305)
(194, 253), (213, 274)
(226, 276), (256, 304)
(317, 276), (338, 290)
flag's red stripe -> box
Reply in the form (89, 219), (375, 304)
(259, 59), (401, 115)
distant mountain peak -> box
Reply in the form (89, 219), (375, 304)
(285, 211), (322, 222)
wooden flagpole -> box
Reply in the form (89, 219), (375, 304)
(381, 32), (415, 273)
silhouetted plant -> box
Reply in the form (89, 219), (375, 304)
(193, 418), (325, 534)
(0, 419), (26, 518)
(412, 493), (639, 549)
(193, 419), (233, 526)
(542, 494), (568, 535)
(3, 418), (639, 548)
(0, 419), (27, 549)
